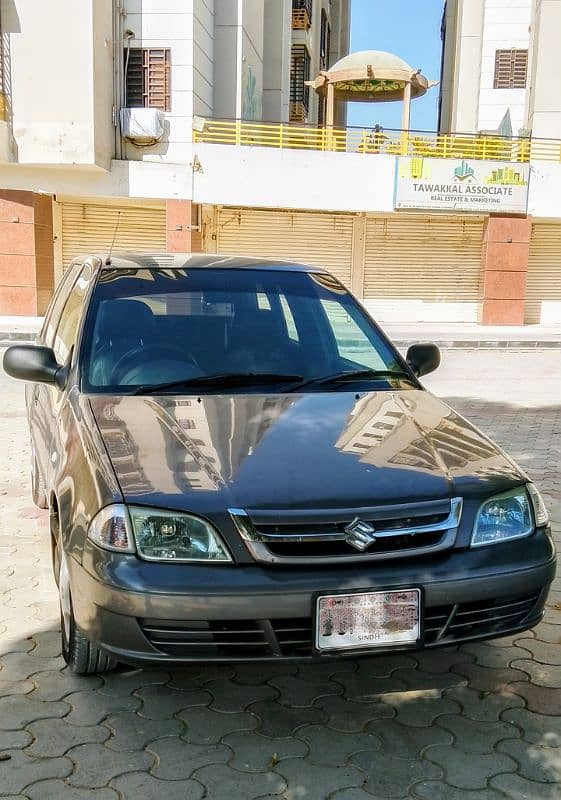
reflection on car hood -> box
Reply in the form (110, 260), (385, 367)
(88, 390), (525, 512)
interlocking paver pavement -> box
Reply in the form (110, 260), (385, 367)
(1, 350), (560, 799)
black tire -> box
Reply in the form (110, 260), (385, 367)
(61, 600), (117, 675)
(31, 454), (48, 509)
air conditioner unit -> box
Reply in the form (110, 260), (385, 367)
(120, 107), (165, 144)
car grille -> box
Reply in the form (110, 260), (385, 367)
(229, 499), (462, 565)
(139, 591), (540, 659)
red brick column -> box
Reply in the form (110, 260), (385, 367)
(479, 216), (531, 325)
(0, 190), (55, 316)
(165, 200), (202, 253)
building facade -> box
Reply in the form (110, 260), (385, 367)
(0, 0), (560, 326)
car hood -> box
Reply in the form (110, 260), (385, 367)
(88, 390), (525, 513)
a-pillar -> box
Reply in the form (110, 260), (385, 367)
(0, 190), (55, 316)
(479, 216), (531, 325)
(165, 200), (202, 253)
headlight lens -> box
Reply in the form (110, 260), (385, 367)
(88, 505), (135, 553)
(130, 507), (232, 562)
(472, 487), (534, 547)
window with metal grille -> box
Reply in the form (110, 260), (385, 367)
(320, 9), (331, 71)
(290, 45), (310, 109)
(292, 0), (312, 28)
(125, 48), (171, 111)
(493, 49), (528, 89)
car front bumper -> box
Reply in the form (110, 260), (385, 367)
(70, 532), (556, 665)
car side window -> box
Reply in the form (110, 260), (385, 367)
(52, 267), (90, 365)
(43, 265), (82, 348)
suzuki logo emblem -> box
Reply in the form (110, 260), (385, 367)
(344, 518), (377, 551)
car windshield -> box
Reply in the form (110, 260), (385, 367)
(80, 266), (411, 393)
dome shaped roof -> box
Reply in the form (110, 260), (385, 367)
(330, 50), (413, 74)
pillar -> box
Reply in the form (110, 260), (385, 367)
(479, 216), (531, 325)
(0, 190), (55, 316)
(165, 200), (202, 253)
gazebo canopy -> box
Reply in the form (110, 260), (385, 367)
(310, 50), (433, 103)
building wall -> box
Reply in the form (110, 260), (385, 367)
(262, 0), (291, 122)
(526, 0), (561, 139)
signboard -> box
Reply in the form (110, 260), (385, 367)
(394, 156), (530, 214)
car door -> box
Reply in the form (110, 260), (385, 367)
(30, 264), (82, 485)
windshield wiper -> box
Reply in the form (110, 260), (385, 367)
(133, 373), (304, 395)
(286, 368), (415, 392)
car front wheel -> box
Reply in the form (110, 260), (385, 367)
(58, 544), (116, 675)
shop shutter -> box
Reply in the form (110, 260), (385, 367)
(61, 201), (166, 268)
(216, 208), (353, 287)
(364, 215), (484, 322)
(526, 222), (561, 324)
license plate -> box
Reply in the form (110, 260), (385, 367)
(316, 589), (420, 651)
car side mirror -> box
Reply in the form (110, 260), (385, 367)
(3, 345), (66, 389)
(406, 343), (441, 378)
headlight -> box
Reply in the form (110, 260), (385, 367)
(129, 507), (232, 562)
(472, 487), (534, 547)
(88, 505), (135, 553)
(527, 483), (549, 527)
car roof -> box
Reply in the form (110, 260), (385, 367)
(73, 252), (330, 274)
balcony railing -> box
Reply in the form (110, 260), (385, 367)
(292, 0), (312, 29)
(193, 119), (561, 163)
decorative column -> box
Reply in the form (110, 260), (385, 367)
(479, 216), (531, 325)
(0, 190), (54, 316)
(165, 200), (202, 253)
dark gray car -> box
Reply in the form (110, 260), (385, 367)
(3, 253), (555, 673)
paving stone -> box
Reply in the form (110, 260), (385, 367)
(167, 665), (236, 689)
(350, 750), (441, 797)
(0, 749), (72, 794)
(0, 729), (33, 750)
(0, 694), (69, 729)
(250, 699), (328, 738)
(269, 675), (340, 707)
(533, 622), (561, 644)
(355, 655), (418, 677)
(0, 651), (65, 681)
(134, 684), (211, 719)
(148, 736), (231, 779)
(103, 710), (183, 751)
(26, 717), (109, 757)
(110, 772), (204, 800)
(26, 781), (119, 800)
(379, 689), (461, 727)
(497, 737), (561, 783)
(460, 641), (533, 668)
(412, 781), (507, 800)
(414, 647), (474, 674)
(297, 663), (357, 683)
(366, 718), (452, 758)
(205, 678), (277, 712)
(445, 686), (524, 721)
(313, 695), (395, 732)
(424, 745), (517, 790)
(329, 790), (379, 800)
(334, 672), (407, 702)
(296, 724), (381, 766)
(506, 681), (561, 715)
(515, 638), (561, 665)
(510, 658), (561, 688)
(30, 670), (102, 701)
(452, 662), (529, 692)
(390, 668), (463, 692)
(194, 763), (286, 799)
(179, 707), (259, 744)
(27, 630), (62, 659)
(491, 773), (561, 799)
(97, 668), (170, 697)
(275, 758), (364, 800)
(232, 663), (298, 686)
(0, 678), (34, 697)
(63, 690), (141, 725)
(66, 742), (154, 788)
(223, 730), (307, 772)
(502, 706), (561, 747)
(435, 714), (519, 753)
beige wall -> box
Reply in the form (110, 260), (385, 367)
(526, 0), (561, 138)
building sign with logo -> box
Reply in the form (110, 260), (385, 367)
(394, 157), (530, 214)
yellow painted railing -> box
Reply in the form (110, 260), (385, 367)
(193, 119), (561, 163)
